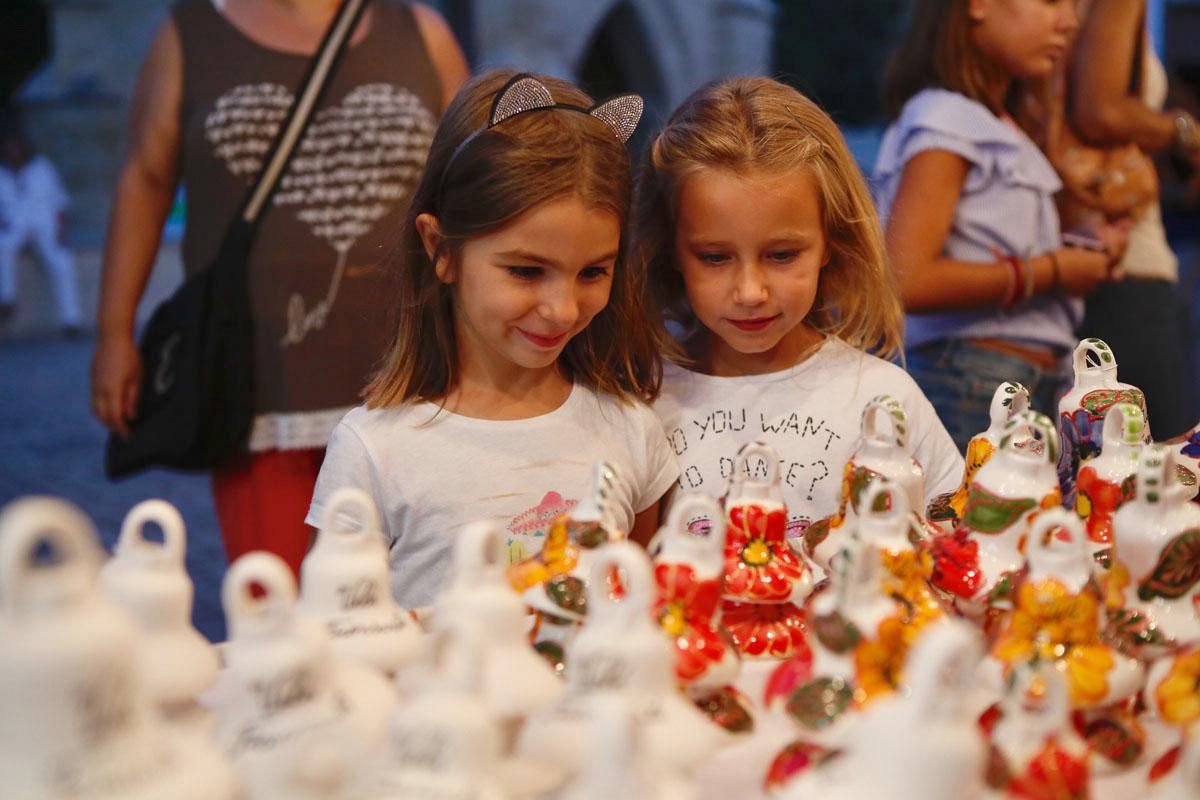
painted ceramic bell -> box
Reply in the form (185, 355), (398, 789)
(984, 662), (1090, 798)
(930, 410), (1060, 615)
(1146, 723), (1200, 800)
(507, 462), (624, 672)
(1074, 402), (1145, 562)
(721, 442), (813, 661)
(1110, 443), (1200, 653)
(1145, 644), (1200, 735)
(215, 551), (395, 800)
(434, 519), (562, 720)
(1058, 338), (1148, 498)
(778, 620), (987, 800)
(991, 508), (1143, 710)
(806, 395), (926, 571)
(0, 497), (236, 800)
(99, 499), (219, 710)
(929, 382), (1029, 527)
(519, 541), (728, 779)
(300, 487), (423, 674)
(651, 493), (745, 728)
(766, 479), (944, 743)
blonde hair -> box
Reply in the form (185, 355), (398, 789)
(634, 76), (903, 359)
(366, 70), (668, 408)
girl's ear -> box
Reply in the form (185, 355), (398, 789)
(415, 212), (455, 283)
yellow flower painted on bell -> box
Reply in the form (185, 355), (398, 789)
(881, 549), (943, 635)
(993, 579), (1113, 705)
(1100, 559), (1131, 610)
(853, 615), (909, 705)
(1155, 648), (1200, 725)
(950, 436), (994, 518)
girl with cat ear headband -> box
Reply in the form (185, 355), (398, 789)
(306, 70), (679, 611)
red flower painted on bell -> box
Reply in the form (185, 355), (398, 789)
(722, 599), (810, 659)
(930, 530), (984, 599)
(724, 502), (807, 602)
(654, 562), (730, 683)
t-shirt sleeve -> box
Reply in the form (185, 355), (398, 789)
(906, 389), (965, 505)
(306, 418), (392, 541)
(631, 401), (681, 514)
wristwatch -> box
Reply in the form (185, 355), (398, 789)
(1173, 111), (1200, 158)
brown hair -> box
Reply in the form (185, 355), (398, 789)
(634, 76), (904, 360)
(883, 0), (1047, 131)
(366, 70), (667, 407)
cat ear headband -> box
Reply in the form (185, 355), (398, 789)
(440, 73), (644, 190)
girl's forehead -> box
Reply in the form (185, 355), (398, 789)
(676, 166), (822, 226)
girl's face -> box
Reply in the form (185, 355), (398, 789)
(437, 195), (618, 379)
(674, 166), (829, 376)
(969, 0), (1078, 79)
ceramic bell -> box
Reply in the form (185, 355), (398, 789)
(1146, 723), (1200, 800)
(519, 541), (728, 780)
(1145, 644), (1200, 732)
(0, 496), (237, 800)
(1058, 338), (1148, 498)
(984, 662), (1090, 798)
(766, 479), (944, 743)
(990, 508), (1143, 710)
(930, 410), (1060, 617)
(928, 382), (1030, 528)
(99, 499), (219, 713)
(805, 395), (927, 571)
(433, 519), (562, 719)
(1074, 402), (1145, 563)
(1110, 443), (1200, 653)
(651, 494), (749, 733)
(215, 551), (395, 800)
(300, 487), (423, 674)
(721, 442), (813, 661)
(778, 620), (987, 800)
(507, 462), (624, 673)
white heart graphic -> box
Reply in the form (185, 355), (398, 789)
(204, 82), (437, 346)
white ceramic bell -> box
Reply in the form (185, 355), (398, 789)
(520, 542), (727, 779)
(216, 551), (394, 800)
(300, 487), (423, 674)
(434, 519), (563, 719)
(1058, 338), (1148, 496)
(1073, 402), (1145, 557)
(1111, 443), (1200, 649)
(933, 410), (1060, 614)
(779, 619), (987, 800)
(651, 494), (741, 697)
(99, 499), (219, 709)
(0, 496), (237, 800)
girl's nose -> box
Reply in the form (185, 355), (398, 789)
(732, 262), (769, 306)
(539, 286), (580, 327)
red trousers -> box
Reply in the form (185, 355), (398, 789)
(211, 448), (325, 578)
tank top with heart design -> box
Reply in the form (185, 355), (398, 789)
(174, 0), (440, 451)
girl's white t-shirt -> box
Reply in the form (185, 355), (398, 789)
(653, 338), (964, 539)
(306, 384), (679, 608)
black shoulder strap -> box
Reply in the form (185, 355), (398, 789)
(239, 0), (373, 225)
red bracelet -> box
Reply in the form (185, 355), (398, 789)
(1001, 255), (1024, 309)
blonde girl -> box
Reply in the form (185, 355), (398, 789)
(636, 76), (962, 539)
(874, 0), (1124, 447)
(308, 71), (678, 608)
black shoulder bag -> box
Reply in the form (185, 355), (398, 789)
(106, 0), (372, 479)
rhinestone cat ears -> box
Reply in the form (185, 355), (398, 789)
(437, 74), (643, 193)
(487, 73), (644, 143)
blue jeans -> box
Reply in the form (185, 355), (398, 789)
(904, 339), (1069, 452)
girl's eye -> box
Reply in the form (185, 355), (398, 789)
(507, 266), (543, 280)
(767, 249), (800, 264)
(580, 265), (611, 281)
(697, 252), (730, 265)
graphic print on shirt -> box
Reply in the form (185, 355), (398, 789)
(505, 491), (579, 564)
(204, 82), (437, 347)
(665, 407), (844, 542)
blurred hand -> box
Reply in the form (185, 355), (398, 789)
(91, 333), (141, 437)
(1055, 247), (1115, 296)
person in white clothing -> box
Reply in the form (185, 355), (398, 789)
(0, 114), (82, 333)
(307, 72), (679, 609)
(632, 77), (963, 535)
